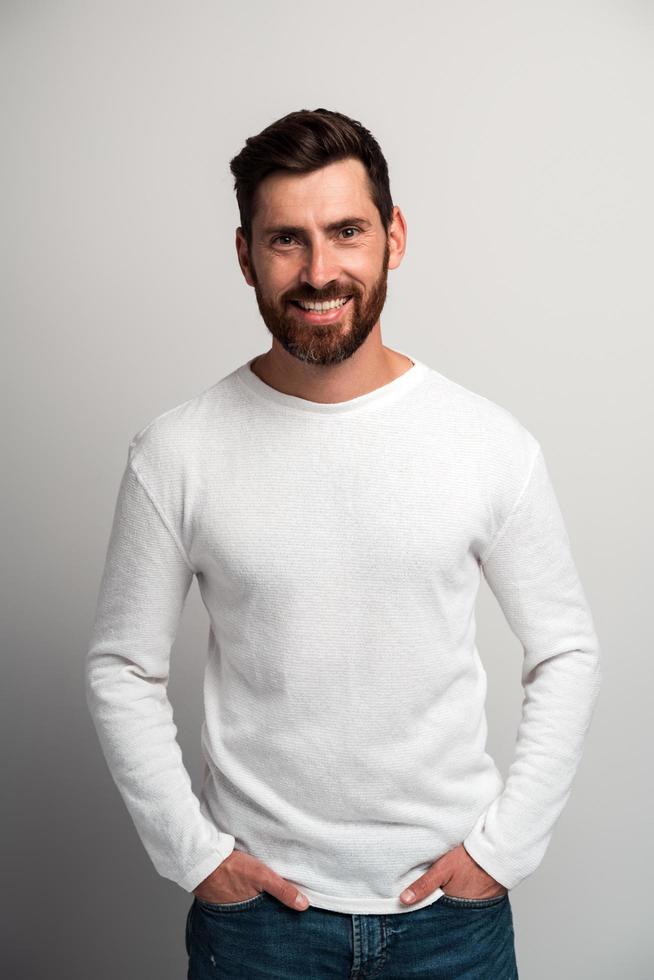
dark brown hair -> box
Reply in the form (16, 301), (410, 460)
(229, 108), (394, 247)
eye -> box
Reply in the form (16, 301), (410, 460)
(339, 227), (361, 239)
(272, 235), (295, 247)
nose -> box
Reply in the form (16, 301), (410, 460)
(300, 239), (341, 292)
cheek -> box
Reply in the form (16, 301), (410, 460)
(265, 261), (300, 297)
(257, 271), (290, 301)
(346, 250), (382, 283)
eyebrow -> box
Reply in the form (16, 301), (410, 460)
(262, 216), (372, 237)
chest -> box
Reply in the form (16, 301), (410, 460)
(190, 425), (488, 599)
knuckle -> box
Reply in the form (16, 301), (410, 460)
(263, 875), (292, 905)
(278, 882), (298, 906)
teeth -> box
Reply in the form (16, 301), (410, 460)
(297, 297), (349, 312)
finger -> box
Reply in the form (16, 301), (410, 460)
(400, 869), (447, 905)
(262, 874), (310, 911)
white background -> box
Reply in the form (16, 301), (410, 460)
(2, 1), (652, 977)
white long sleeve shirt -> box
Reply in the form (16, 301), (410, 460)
(85, 351), (602, 914)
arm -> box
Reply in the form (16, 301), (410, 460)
(462, 445), (602, 890)
(84, 446), (235, 892)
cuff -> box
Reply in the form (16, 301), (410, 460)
(178, 834), (236, 893)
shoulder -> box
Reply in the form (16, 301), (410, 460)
(422, 367), (543, 549)
(127, 369), (243, 473)
(424, 365), (541, 464)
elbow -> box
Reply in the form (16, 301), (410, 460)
(84, 644), (168, 717)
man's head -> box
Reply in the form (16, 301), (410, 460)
(230, 108), (406, 366)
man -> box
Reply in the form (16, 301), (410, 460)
(85, 108), (602, 978)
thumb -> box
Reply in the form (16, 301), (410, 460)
(262, 870), (310, 911)
(400, 853), (454, 906)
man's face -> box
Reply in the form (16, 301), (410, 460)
(236, 157), (398, 366)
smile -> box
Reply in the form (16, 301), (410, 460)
(290, 296), (352, 313)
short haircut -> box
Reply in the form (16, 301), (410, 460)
(229, 108), (394, 246)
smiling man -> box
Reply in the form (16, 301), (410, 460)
(85, 108), (602, 979)
(238, 155), (397, 382)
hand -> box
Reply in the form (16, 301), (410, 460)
(193, 848), (310, 911)
(399, 843), (508, 905)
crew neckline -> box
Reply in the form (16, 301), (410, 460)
(235, 350), (430, 415)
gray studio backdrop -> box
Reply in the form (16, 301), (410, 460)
(2, 2), (652, 978)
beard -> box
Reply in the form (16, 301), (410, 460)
(250, 240), (390, 367)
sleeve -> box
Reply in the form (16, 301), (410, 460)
(84, 446), (236, 893)
(462, 445), (602, 891)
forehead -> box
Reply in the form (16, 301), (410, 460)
(252, 157), (377, 229)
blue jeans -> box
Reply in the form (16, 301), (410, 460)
(185, 889), (518, 978)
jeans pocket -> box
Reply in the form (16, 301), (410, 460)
(439, 891), (509, 909)
(194, 891), (266, 912)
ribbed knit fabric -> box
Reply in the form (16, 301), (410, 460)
(85, 351), (602, 914)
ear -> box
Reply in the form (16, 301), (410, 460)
(387, 205), (407, 271)
(235, 227), (256, 287)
